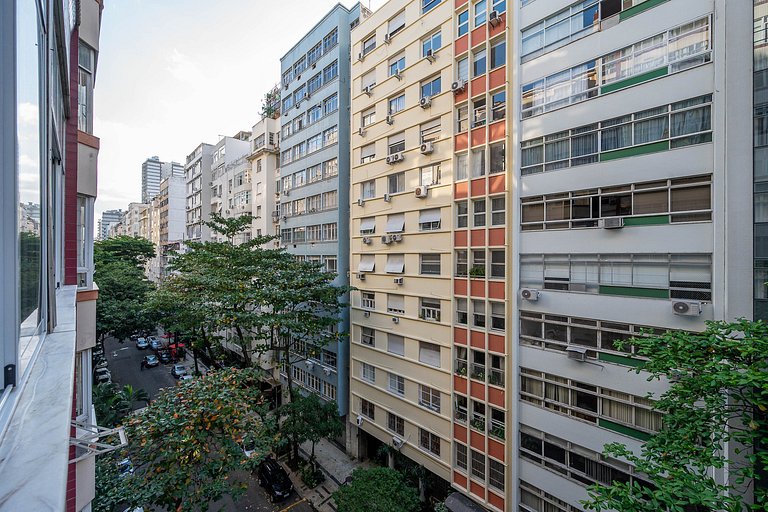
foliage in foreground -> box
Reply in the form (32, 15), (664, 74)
(118, 368), (277, 511)
(332, 467), (420, 512)
(280, 392), (343, 465)
(583, 319), (768, 512)
(93, 382), (149, 428)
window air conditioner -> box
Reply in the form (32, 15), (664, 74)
(520, 288), (540, 301)
(393, 69), (402, 81)
(356, 273), (366, 280)
(381, 235), (393, 244)
(386, 152), (403, 164)
(383, 193), (392, 202)
(362, 236), (372, 244)
(363, 85), (373, 96)
(425, 49), (436, 63)
(384, 33), (392, 44)
(601, 217), (624, 229)
(566, 346), (587, 361)
(392, 436), (405, 449)
(488, 10), (501, 27)
(451, 79), (466, 93)
(394, 277), (404, 285)
(414, 186), (428, 198)
(386, 114), (394, 125)
(357, 198), (365, 207)
(672, 300), (702, 316)
(363, 310), (371, 317)
(356, 415), (364, 426)
(358, 127), (366, 136)
(392, 317), (400, 324)
(391, 234), (403, 242)
(358, 52), (364, 62)
(420, 142), (434, 154)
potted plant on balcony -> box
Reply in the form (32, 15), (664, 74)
(468, 266), (485, 278)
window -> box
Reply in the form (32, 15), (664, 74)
(388, 334), (405, 356)
(361, 363), (376, 383)
(307, 105), (322, 125)
(490, 302), (505, 330)
(322, 190), (337, 209)
(361, 180), (376, 200)
(419, 342), (440, 366)
(388, 373), (405, 395)
(490, 142), (505, 174)
(471, 148), (485, 177)
(491, 0), (506, 14)
(361, 291), (375, 309)
(473, 48), (487, 76)
(362, 107), (376, 127)
(362, 35), (376, 56)
(361, 327), (375, 346)
(293, 56), (307, 76)
(324, 93), (338, 115)
(472, 300), (486, 328)
(456, 250), (469, 277)
(456, 299), (468, 325)
(294, 84), (307, 105)
(307, 42), (322, 66)
(490, 249), (505, 278)
(457, 57), (469, 82)
(293, 226), (306, 243)
(322, 223), (337, 241)
(422, 31), (441, 58)
(322, 349), (337, 368)
(471, 450), (486, 480)
(474, 0), (487, 26)
(457, 201), (468, 228)
(386, 213), (405, 233)
(360, 217), (376, 235)
(308, 164), (322, 183)
(420, 164), (441, 186)
(324, 256), (337, 273)
(389, 94), (406, 115)
(519, 481), (582, 512)
(385, 254), (405, 274)
(388, 413), (405, 436)
(307, 225), (322, 242)
(457, 104), (469, 132)
(307, 73), (322, 95)
(388, 11), (406, 37)
(491, 90), (506, 121)
(419, 429), (441, 456)
(307, 133), (322, 153)
(490, 39), (506, 69)
(420, 120), (441, 145)
(361, 70), (376, 91)
(472, 97), (486, 127)
(323, 126), (338, 146)
(323, 158), (338, 177)
(456, 443), (468, 470)
(421, 76), (441, 98)
(491, 196), (505, 225)
(360, 143), (375, 164)
(323, 28), (338, 52)
(388, 172), (405, 194)
(389, 54), (406, 77)
(361, 398), (375, 419)
(419, 385), (441, 412)
(422, 0), (442, 14)
(458, 10), (470, 37)
(387, 294), (406, 315)
(420, 254), (441, 275)
(419, 208), (441, 231)
(420, 300), (442, 323)
(520, 0), (599, 60)
(473, 199), (486, 226)
(456, 153), (468, 180)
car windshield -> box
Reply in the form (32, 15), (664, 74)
(147, 356), (157, 361)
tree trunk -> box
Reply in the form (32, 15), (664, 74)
(235, 325), (251, 367)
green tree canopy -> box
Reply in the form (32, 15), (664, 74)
(94, 236), (155, 268)
(583, 319), (768, 512)
(332, 467), (420, 512)
(280, 393), (343, 465)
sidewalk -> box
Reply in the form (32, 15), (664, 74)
(281, 438), (372, 512)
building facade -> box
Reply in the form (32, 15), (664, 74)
(209, 133), (252, 245)
(277, 2), (368, 420)
(98, 208), (124, 240)
(248, 112), (281, 243)
(185, 142), (215, 243)
(141, 155), (183, 204)
(0, 0), (104, 509)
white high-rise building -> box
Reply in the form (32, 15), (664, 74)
(98, 209), (124, 240)
(142, 156), (183, 203)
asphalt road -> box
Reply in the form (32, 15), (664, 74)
(101, 337), (313, 512)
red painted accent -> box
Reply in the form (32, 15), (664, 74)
(470, 125), (486, 147)
(488, 333), (505, 354)
(454, 34), (469, 56)
(488, 491), (505, 510)
(470, 76), (486, 96)
(454, 472), (468, 488)
(455, 0), (469, 8)
(489, 119), (505, 142)
(489, 386), (505, 407)
(64, 29), (80, 285)
(454, 423), (468, 442)
(488, 228), (505, 246)
(470, 429), (485, 450)
(470, 25), (486, 48)
(489, 174), (505, 194)
(488, 438), (505, 462)
(454, 230), (468, 247)
(66, 363), (78, 511)
(455, 181), (469, 199)
(470, 380), (485, 400)
(470, 481), (485, 499)
(488, 281), (505, 300)
(470, 330), (485, 349)
(454, 279), (468, 296)
(470, 178), (486, 197)
(470, 228), (485, 246)
(454, 375), (468, 394)
(489, 67), (506, 90)
(455, 132), (469, 151)
(470, 278), (484, 297)
(454, 326), (468, 344)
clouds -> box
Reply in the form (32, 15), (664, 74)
(167, 49), (202, 84)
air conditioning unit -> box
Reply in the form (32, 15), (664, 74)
(363, 85), (373, 96)
(392, 317), (400, 324)
(520, 288), (540, 301)
(392, 436), (405, 449)
(357, 198), (365, 207)
(393, 69), (403, 81)
(672, 300), (702, 316)
(451, 79), (466, 93)
(419, 96), (432, 109)
(358, 127), (366, 136)
(384, 33), (392, 44)
(381, 235), (393, 244)
(303, 92), (310, 100)
(358, 52), (364, 62)
(394, 277), (404, 285)
(386, 114), (395, 125)
(425, 49), (436, 63)
(362, 236), (372, 244)
(356, 273), (366, 280)
(356, 415), (364, 426)
(420, 142), (434, 154)
(391, 234), (403, 242)
(601, 217), (624, 229)
(566, 346), (587, 361)
(323, 367), (332, 376)
(363, 310), (371, 318)
(415, 186), (428, 198)
(282, 215), (288, 221)
(488, 10), (501, 27)
(296, 103), (301, 109)
(386, 152), (403, 164)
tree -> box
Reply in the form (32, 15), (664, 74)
(94, 236), (156, 341)
(120, 368), (277, 511)
(583, 319), (768, 512)
(332, 467), (420, 512)
(92, 383), (149, 428)
(280, 393), (343, 466)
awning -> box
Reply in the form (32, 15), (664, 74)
(358, 255), (375, 272)
(445, 493), (489, 512)
(386, 213), (405, 233)
(359, 217), (376, 233)
(385, 254), (405, 274)
(419, 208), (441, 224)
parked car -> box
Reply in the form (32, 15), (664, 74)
(171, 364), (187, 379)
(95, 360), (109, 371)
(94, 367), (111, 379)
(257, 457), (293, 502)
(95, 374), (111, 385)
(179, 374), (193, 381)
(158, 350), (172, 364)
(150, 339), (163, 351)
(136, 337), (149, 350)
(117, 458), (134, 478)
(143, 355), (159, 368)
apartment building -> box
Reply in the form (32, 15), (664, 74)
(0, 0), (104, 509)
(98, 209), (124, 240)
(248, 112), (281, 242)
(755, 0), (768, 321)
(209, 133), (252, 245)
(348, 0), (458, 494)
(141, 155), (184, 204)
(512, 0), (751, 510)
(185, 143), (215, 242)
(147, 176), (186, 282)
(277, 3), (367, 420)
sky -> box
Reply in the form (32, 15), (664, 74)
(94, 0), (387, 221)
